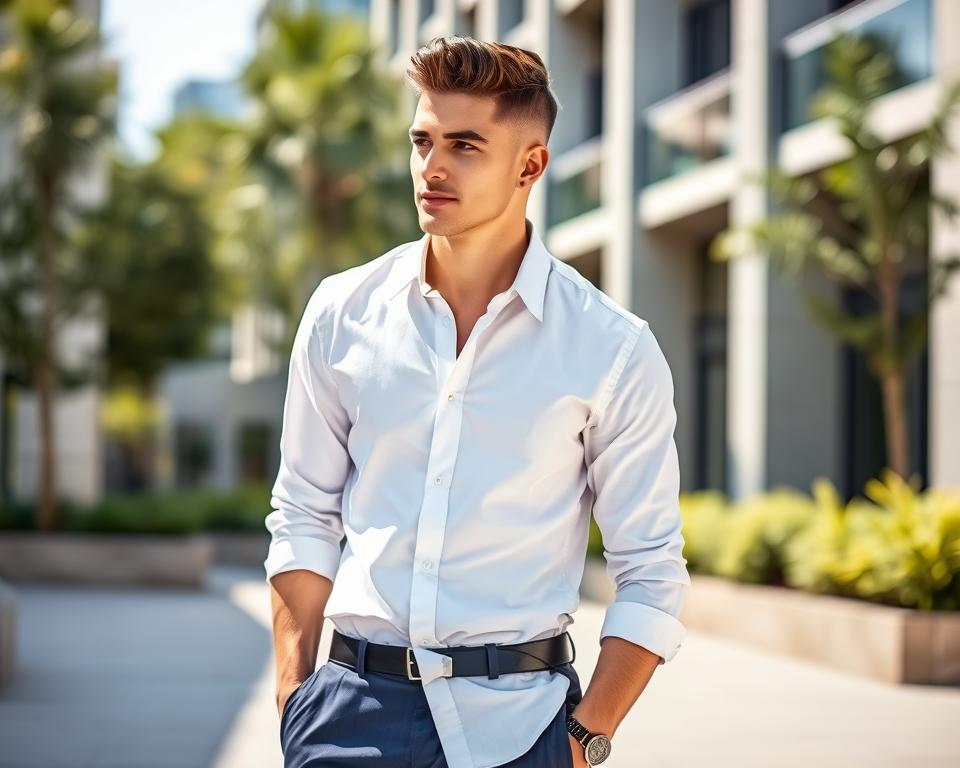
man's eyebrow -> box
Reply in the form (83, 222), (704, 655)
(408, 128), (490, 144)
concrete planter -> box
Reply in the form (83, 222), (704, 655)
(0, 579), (15, 690)
(0, 533), (213, 589)
(202, 531), (270, 567)
(580, 558), (960, 685)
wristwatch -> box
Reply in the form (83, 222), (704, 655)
(566, 715), (612, 765)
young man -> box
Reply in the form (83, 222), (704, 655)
(265, 36), (690, 768)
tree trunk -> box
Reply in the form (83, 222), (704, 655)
(35, 173), (60, 531)
(876, 247), (909, 480)
(879, 367), (910, 480)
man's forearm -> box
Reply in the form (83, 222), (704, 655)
(570, 635), (661, 738)
(269, 569), (335, 689)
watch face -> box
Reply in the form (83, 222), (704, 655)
(585, 734), (611, 765)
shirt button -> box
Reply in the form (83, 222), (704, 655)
(422, 560), (433, 570)
(421, 637), (432, 645)
(447, 393), (454, 401)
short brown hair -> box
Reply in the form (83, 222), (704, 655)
(405, 36), (559, 145)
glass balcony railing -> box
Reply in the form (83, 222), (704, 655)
(546, 136), (602, 228)
(781, 0), (932, 132)
(642, 69), (733, 187)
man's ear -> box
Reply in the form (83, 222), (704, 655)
(519, 145), (548, 188)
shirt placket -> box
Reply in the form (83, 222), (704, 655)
(408, 289), (515, 654)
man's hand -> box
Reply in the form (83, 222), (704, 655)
(564, 636), (662, 765)
(268, 570), (334, 724)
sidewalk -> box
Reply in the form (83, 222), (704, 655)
(0, 565), (957, 767)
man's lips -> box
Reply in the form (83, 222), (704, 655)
(420, 193), (458, 208)
(421, 193), (457, 201)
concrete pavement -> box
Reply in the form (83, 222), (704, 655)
(0, 565), (957, 767)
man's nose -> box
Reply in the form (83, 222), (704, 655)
(420, 148), (447, 179)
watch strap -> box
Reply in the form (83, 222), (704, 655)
(567, 714), (591, 745)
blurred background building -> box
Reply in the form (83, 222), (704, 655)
(2, 0), (957, 505)
(172, 78), (251, 121)
(369, 0), (959, 500)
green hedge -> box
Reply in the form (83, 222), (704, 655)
(0, 483), (272, 535)
(7, 469), (959, 612)
(588, 469), (960, 612)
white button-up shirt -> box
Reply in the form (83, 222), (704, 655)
(263, 217), (691, 768)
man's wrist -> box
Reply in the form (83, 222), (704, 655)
(570, 702), (615, 740)
(567, 707), (614, 766)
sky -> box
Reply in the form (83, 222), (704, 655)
(101, 0), (265, 162)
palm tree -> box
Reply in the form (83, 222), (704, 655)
(237, 5), (419, 344)
(0, 0), (117, 528)
(711, 32), (960, 483)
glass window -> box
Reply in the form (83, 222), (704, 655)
(841, 272), (928, 498)
(685, 0), (731, 86)
(586, 68), (603, 140)
(236, 421), (272, 483)
(174, 422), (213, 488)
(694, 240), (728, 492)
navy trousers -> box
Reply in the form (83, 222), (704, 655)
(279, 653), (583, 767)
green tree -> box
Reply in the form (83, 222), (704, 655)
(236, 5), (420, 347)
(149, 112), (277, 333)
(0, 0), (118, 528)
(75, 159), (219, 390)
(71, 158), (220, 493)
(711, 32), (960, 484)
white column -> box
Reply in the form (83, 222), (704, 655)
(727, 0), (770, 499)
(601, 0), (637, 311)
(929, 0), (960, 487)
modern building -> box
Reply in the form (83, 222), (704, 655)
(369, 0), (960, 500)
(171, 78), (251, 121)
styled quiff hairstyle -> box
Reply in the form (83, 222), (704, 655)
(405, 36), (559, 145)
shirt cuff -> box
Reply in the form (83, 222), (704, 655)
(599, 599), (687, 665)
(263, 536), (342, 584)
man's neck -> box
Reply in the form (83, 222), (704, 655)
(425, 218), (530, 315)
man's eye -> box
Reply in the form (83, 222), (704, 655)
(412, 139), (477, 151)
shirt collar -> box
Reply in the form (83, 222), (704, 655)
(383, 217), (552, 323)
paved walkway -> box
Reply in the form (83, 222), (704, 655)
(0, 565), (958, 767)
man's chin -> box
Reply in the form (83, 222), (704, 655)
(419, 216), (462, 235)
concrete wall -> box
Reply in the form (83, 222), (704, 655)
(929, 0), (960, 488)
(726, 0), (844, 498)
(630, 2), (699, 492)
(155, 360), (286, 491)
(11, 386), (104, 505)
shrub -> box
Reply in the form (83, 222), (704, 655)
(0, 483), (273, 535)
(587, 471), (960, 612)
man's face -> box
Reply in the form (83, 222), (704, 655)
(409, 90), (544, 236)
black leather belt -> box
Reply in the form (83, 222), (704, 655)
(328, 629), (576, 682)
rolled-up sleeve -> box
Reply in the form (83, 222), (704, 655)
(583, 322), (691, 665)
(263, 286), (350, 585)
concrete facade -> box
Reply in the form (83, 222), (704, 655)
(369, 0), (960, 498)
(154, 360), (285, 492)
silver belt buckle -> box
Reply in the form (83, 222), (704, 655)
(405, 647), (421, 681)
